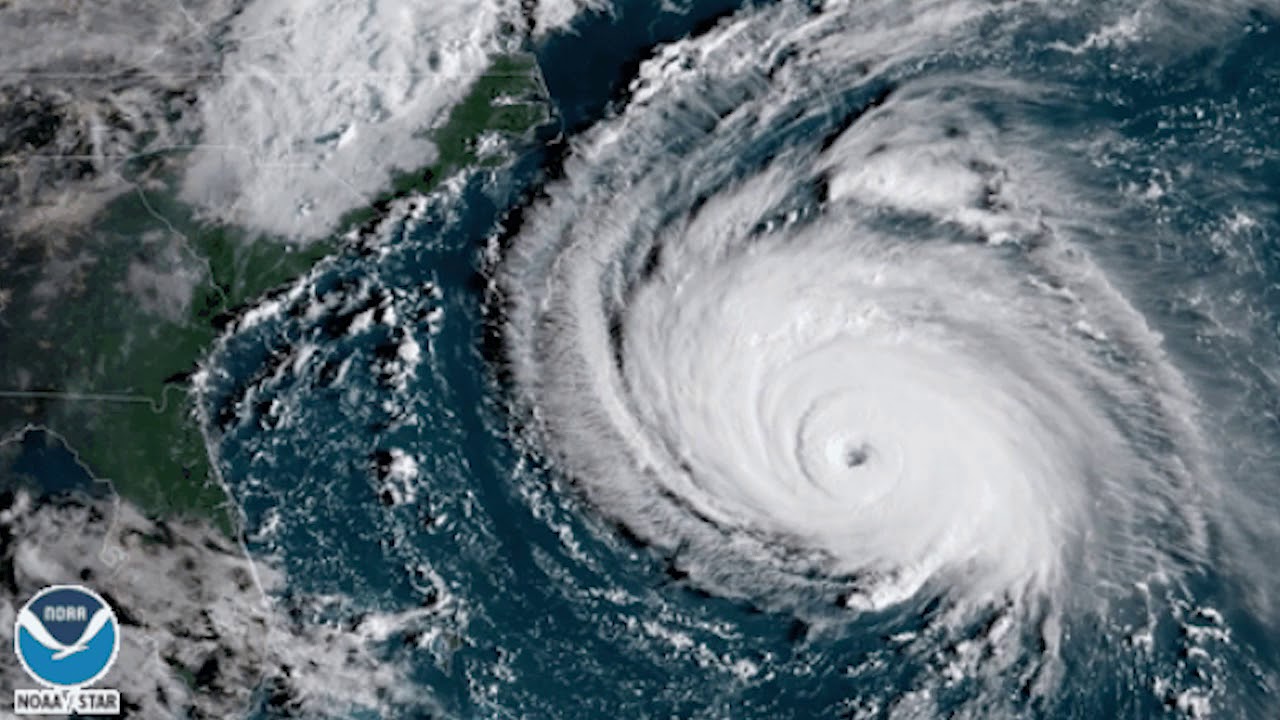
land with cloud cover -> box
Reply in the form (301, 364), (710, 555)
(0, 0), (555, 528)
(0, 489), (460, 717)
(0, 0), (599, 717)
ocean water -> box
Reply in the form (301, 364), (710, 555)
(199, 1), (1280, 717)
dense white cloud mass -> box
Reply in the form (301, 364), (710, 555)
(2, 0), (596, 240)
(178, 0), (526, 240)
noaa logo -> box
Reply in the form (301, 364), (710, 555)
(14, 585), (119, 689)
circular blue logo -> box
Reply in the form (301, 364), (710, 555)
(13, 585), (120, 689)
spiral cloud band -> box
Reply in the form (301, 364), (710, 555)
(500, 0), (1210, 645)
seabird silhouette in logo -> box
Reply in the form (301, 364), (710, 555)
(17, 606), (113, 660)
(13, 585), (120, 689)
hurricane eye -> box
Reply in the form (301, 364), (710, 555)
(844, 444), (871, 468)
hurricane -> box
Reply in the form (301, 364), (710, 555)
(185, 0), (1280, 717)
(498, 0), (1260, 711)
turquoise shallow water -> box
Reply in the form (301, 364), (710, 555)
(200, 2), (1280, 717)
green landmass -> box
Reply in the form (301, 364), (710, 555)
(0, 53), (550, 535)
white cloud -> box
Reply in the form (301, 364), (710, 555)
(179, 0), (526, 240)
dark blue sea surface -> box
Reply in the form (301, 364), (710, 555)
(200, 2), (1280, 717)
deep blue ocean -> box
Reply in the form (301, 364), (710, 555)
(193, 2), (1280, 717)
